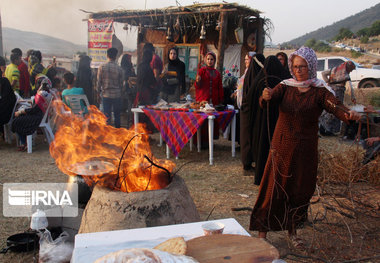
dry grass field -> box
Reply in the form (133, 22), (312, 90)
(0, 123), (379, 262)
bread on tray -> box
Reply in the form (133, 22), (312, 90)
(153, 237), (187, 255)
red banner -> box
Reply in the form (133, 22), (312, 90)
(88, 19), (113, 68)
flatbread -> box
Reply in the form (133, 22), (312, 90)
(94, 248), (198, 263)
(153, 237), (187, 255)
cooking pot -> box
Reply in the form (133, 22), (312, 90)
(0, 232), (39, 254)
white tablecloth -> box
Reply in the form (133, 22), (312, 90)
(71, 218), (249, 263)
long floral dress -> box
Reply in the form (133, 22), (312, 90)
(250, 83), (349, 232)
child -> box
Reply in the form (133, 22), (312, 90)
(61, 72), (87, 114)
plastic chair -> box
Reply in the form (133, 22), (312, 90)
(26, 98), (55, 153)
(63, 94), (90, 117)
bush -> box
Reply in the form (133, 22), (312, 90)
(305, 38), (331, 52)
(350, 50), (362, 58)
(369, 91), (380, 108)
(360, 36), (369, 44)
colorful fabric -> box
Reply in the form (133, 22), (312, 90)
(329, 61), (355, 84)
(5, 63), (20, 92)
(142, 109), (235, 157)
(284, 46), (335, 95)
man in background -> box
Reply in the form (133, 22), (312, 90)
(12, 48), (31, 98)
(5, 53), (21, 94)
(97, 47), (123, 128)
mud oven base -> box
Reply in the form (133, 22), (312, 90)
(79, 175), (200, 233)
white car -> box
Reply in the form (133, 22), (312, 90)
(317, 56), (380, 88)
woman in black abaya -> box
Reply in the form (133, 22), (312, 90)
(240, 53), (265, 174)
(249, 55), (291, 185)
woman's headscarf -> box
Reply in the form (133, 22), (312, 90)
(205, 51), (216, 68)
(168, 47), (180, 65)
(34, 75), (52, 113)
(282, 46), (334, 94)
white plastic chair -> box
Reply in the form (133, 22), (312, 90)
(63, 94), (90, 117)
(26, 98), (55, 153)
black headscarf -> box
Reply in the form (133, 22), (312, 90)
(75, 55), (93, 104)
(276, 51), (291, 77)
(166, 47), (186, 95)
(240, 53), (265, 114)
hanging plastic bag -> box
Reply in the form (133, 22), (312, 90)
(38, 229), (74, 263)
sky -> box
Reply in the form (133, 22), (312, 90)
(1, 0), (379, 49)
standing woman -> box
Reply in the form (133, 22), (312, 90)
(249, 47), (360, 246)
(161, 47), (186, 102)
(235, 52), (255, 109)
(276, 51), (291, 76)
(240, 53), (265, 174)
(194, 51), (223, 146)
(319, 61), (356, 135)
(195, 52), (223, 106)
(75, 55), (94, 105)
(250, 56), (291, 186)
(136, 50), (157, 106)
(120, 54), (136, 127)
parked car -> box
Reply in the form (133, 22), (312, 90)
(317, 56), (380, 88)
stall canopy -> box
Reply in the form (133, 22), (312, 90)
(86, 3), (267, 77)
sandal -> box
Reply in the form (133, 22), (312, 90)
(290, 236), (305, 249)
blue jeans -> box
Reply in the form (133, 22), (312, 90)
(102, 97), (122, 128)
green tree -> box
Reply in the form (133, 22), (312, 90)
(334, 28), (354, 41)
(305, 38), (317, 48)
(304, 38), (330, 52)
(369, 20), (380, 36)
(357, 28), (370, 37)
(360, 36), (369, 44)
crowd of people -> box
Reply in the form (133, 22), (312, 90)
(1, 43), (379, 249)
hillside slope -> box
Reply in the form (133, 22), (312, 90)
(286, 3), (380, 46)
(2, 27), (87, 57)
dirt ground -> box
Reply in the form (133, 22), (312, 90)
(1, 115), (379, 263)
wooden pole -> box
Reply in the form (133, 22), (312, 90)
(216, 11), (227, 74)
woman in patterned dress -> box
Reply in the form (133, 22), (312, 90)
(249, 47), (360, 246)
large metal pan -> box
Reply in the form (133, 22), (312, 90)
(0, 232), (39, 254)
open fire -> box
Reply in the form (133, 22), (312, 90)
(50, 102), (175, 192)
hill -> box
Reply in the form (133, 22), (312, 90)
(2, 27), (87, 57)
(285, 3), (380, 46)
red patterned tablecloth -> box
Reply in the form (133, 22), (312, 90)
(142, 109), (235, 157)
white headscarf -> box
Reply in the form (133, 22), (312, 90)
(281, 46), (335, 95)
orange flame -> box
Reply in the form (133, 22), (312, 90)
(50, 101), (175, 192)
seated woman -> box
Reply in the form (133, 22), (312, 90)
(11, 78), (53, 151)
(0, 66), (17, 129)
